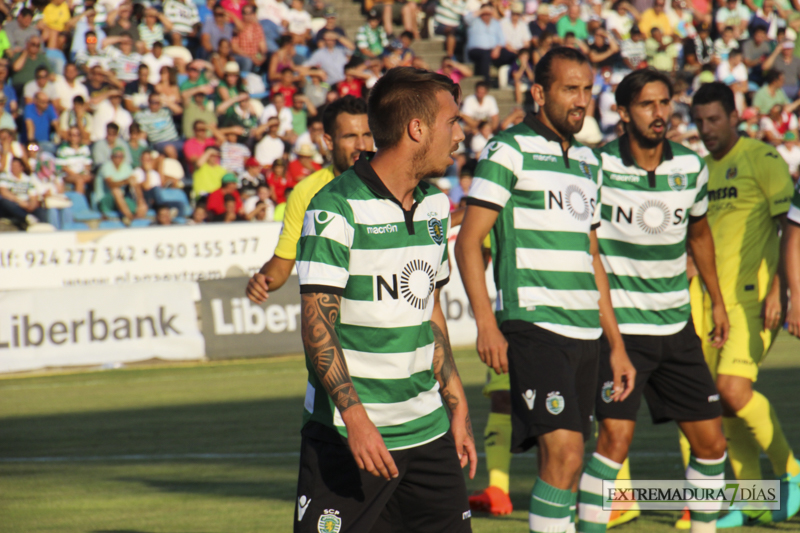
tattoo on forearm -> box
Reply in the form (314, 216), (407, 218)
(301, 293), (360, 413)
(465, 413), (474, 441)
(432, 321), (464, 415)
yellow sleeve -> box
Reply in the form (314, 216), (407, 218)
(273, 184), (309, 260)
(758, 148), (795, 217)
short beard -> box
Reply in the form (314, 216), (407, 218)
(543, 102), (584, 139)
(412, 136), (447, 180)
(628, 120), (665, 149)
(332, 147), (354, 175)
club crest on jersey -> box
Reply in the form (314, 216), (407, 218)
(725, 166), (737, 180)
(318, 509), (342, 533)
(668, 172), (687, 192)
(484, 141), (501, 159)
(428, 217), (444, 245)
(579, 160), (593, 181)
(314, 210), (334, 235)
(601, 381), (615, 403)
(546, 391), (565, 415)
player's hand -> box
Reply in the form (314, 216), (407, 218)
(761, 283), (786, 331)
(609, 345), (635, 402)
(450, 409), (478, 479)
(476, 323), (508, 375)
(709, 303), (730, 349)
(787, 298), (800, 338)
(343, 406), (398, 480)
(245, 273), (273, 303)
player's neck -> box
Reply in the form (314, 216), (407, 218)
(369, 149), (419, 210)
(629, 137), (664, 172)
(535, 112), (571, 151)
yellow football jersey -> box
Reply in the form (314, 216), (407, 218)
(704, 137), (795, 304)
(273, 166), (336, 260)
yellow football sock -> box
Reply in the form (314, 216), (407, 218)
(484, 412), (512, 493)
(723, 416), (762, 480)
(736, 391), (798, 477)
(678, 429), (691, 471)
(617, 457), (631, 481)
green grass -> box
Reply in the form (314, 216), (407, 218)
(1, 336), (799, 532)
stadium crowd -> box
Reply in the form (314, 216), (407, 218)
(0, 0), (800, 231)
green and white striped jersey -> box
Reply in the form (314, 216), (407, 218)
(467, 115), (603, 340)
(297, 155), (451, 451)
(597, 136), (708, 335)
(789, 180), (800, 226)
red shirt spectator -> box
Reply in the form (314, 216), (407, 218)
(206, 173), (242, 215)
(288, 145), (322, 182)
(338, 77), (364, 98)
(265, 160), (293, 204)
(185, 123), (218, 173)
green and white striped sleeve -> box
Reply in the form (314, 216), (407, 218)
(467, 140), (521, 211)
(691, 162), (709, 219)
(297, 195), (355, 295)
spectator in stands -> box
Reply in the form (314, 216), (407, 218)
(53, 63), (89, 112)
(139, 8), (173, 52)
(56, 126), (93, 194)
(588, 28), (620, 70)
(777, 131), (800, 180)
(753, 69), (792, 114)
(206, 172), (242, 217)
(646, 27), (680, 72)
(135, 94), (183, 159)
(244, 197), (273, 221)
(604, 1), (639, 41)
(265, 157), (290, 203)
(142, 43), (175, 85)
(23, 66), (58, 108)
(185, 120), (219, 172)
(105, 35), (143, 84)
(437, 57), (473, 84)
(0, 157), (47, 227)
(124, 64), (156, 112)
(461, 81), (499, 133)
(620, 26), (648, 70)
(742, 25), (772, 84)
(255, 117), (285, 165)
(193, 147), (227, 197)
(0, 94), (16, 132)
(220, 130), (250, 174)
(556, 3), (589, 41)
(12, 36), (50, 97)
(714, 25), (739, 62)
(260, 92), (294, 140)
(128, 122), (150, 167)
(75, 32), (111, 75)
(287, 143), (321, 182)
(94, 147), (147, 220)
(286, 0), (313, 57)
(764, 41), (800, 99)
(217, 193), (245, 222)
(465, 3), (516, 82)
(639, 0), (673, 37)
(232, 4), (268, 73)
(24, 91), (58, 152)
(6, 9), (39, 57)
(92, 90), (133, 141)
(307, 31), (351, 86)
(135, 149), (164, 206)
(106, 3), (140, 42)
(152, 204), (174, 225)
(92, 122), (132, 168)
(164, 0), (201, 45)
(760, 102), (800, 144)
(313, 7), (350, 50)
(501, 3), (532, 56)
(69, 4), (107, 59)
(356, 9), (389, 59)
(716, 0), (751, 41)
(188, 203), (208, 224)
(239, 156), (266, 191)
(290, 94), (316, 136)
(435, 0), (468, 58)
(201, 5), (242, 58)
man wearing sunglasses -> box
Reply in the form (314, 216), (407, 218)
(11, 36), (50, 98)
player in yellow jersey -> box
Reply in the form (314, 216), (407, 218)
(245, 96), (373, 302)
(787, 182), (800, 338)
(690, 82), (800, 528)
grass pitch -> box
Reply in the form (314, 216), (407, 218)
(1, 335), (799, 532)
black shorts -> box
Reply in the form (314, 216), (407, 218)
(294, 423), (471, 533)
(503, 321), (600, 453)
(595, 321), (722, 424)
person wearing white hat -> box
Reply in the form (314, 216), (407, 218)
(500, 2), (532, 53)
(287, 142), (322, 181)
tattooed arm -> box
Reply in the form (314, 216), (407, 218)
(301, 292), (398, 480)
(430, 288), (478, 479)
